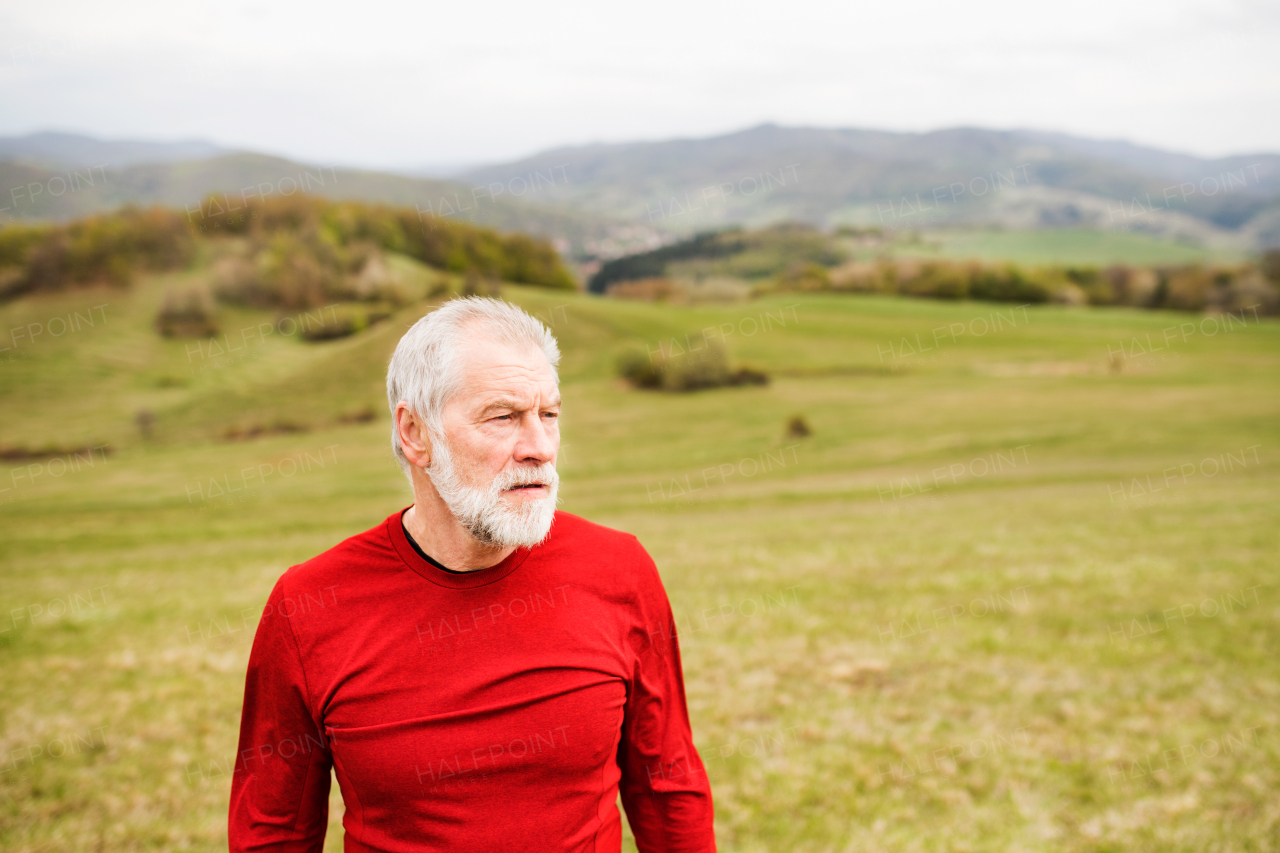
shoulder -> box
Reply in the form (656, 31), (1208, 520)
(545, 510), (640, 550)
(541, 510), (664, 592)
(544, 510), (650, 563)
(271, 511), (401, 604)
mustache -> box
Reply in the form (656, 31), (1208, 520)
(493, 464), (559, 491)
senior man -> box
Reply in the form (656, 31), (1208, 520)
(229, 297), (714, 852)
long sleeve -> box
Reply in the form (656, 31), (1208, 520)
(618, 542), (716, 852)
(229, 575), (333, 853)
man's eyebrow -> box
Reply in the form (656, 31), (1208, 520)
(478, 399), (523, 415)
(478, 395), (561, 415)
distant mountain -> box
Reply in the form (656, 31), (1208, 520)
(459, 124), (1280, 249)
(4, 126), (1279, 254)
(0, 149), (625, 253)
(0, 131), (233, 169)
(391, 162), (488, 179)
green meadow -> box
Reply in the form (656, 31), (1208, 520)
(1, 267), (1277, 851)
(892, 228), (1246, 267)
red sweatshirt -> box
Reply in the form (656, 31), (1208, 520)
(229, 508), (715, 852)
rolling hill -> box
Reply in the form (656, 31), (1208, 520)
(0, 131), (233, 169)
(459, 124), (1280, 249)
(4, 127), (1280, 268)
(0, 139), (627, 255)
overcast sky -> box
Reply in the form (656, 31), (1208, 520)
(2, 0), (1278, 169)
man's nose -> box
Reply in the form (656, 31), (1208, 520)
(515, 414), (557, 463)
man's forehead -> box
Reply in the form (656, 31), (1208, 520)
(454, 339), (558, 406)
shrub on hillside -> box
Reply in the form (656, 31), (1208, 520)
(774, 262), (833, 292)
(617, 340), (770, 392)
(830, 261), (890, 293)
(616, 347), (664, 389)
(1089, 266), (1158, 306)
(1203, 271), (1279, 315)
(685, 276), (752, 303)
(895, 261), (970, 300)
(606, 278), (682, 301)
(1159, 265), (1217, 312)
(968, 264), (1050, 303)
(0, 225), (50, 298)
(1, 206), (196, 300)
(589, 230), (746, 294)
(297, 304), (396, 342)
(0, 195), (574, 305)
(1262, 250), (1280, 284)
(774, 258), (1049, 303)
(196, 194), (576, 291)
(155, 285), (219, 338)
(659, 342), (734, 391)
(344, 250), (411, 305)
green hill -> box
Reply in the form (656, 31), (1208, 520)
(0, 131), (231, 169)
(0, 152), (618, 252)
(1, 270), (1278, 851)
(6, 126), (1279, 272)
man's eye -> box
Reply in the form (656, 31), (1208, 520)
(543, 411), (559, 419)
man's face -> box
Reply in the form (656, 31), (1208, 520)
(426, 336), (561, 547)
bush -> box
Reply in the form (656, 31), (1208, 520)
(774, 263), (833, 292)
(1262, 250), (1280, 285)
(0, 224), (46, 265)
(830, 262), (888, 293)
(297, 304), (396, 342)
(780, 259), (1050, 303)
(1204, 271), (1279, 316)
(0, 266), (25, 300)
(589, 230), (745, 294)
(155, 285), (219, 338)
(660, 342), (734, 391)
(343, 250), (411, 305)
(1052, 283), (1089, 305)
(897, 262), (969, 300)
(2, 206), (196, 300)
(1159, 265), (1216, 311)
(616, 347), (664, 389)
(2, 195), (575, 306)
(730, 367), (769, 386)
(968, 265), (1050, 303)
(786, 415), (812, 438)
(606, 278), (682, 302)
(617, 340), (769, 392)
(222, 421), (309, 441)
(203, 196), (573, 310)
(210, 255), (260, 304)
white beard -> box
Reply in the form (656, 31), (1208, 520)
(426, 431), (559, 548)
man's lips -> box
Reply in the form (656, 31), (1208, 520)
(507, 483), (545, 491)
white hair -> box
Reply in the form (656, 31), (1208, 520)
(386, 296), (561, 474)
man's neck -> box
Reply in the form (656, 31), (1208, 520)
(402, 503), (516, 573)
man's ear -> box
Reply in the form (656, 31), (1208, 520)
(395, 403), (432, 469)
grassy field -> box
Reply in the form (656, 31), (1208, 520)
(1, 266), (1277, 851)
(886, 228), (1247, 267)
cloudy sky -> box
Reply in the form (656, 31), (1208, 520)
(2, 0), (1278, 169)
